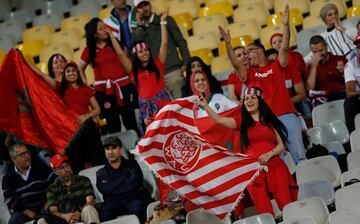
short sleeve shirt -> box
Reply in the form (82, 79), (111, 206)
(245, 60), (296, 116)
(80, 44), (129, 84)
(344, 57), (360, 91)
(135, 57), (165, 99)
(228, 72), (245, 100)
(56, 82), (93, 115)
(197, 94), (238, 118)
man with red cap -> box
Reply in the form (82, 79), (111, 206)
(344, 34), (360, 133)
(131, 0), (191, 99)
(45, 154), (100, 224)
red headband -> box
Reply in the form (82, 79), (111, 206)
(269, 33), (283, 46)
(245, 87), (263, 98)
(132, 42), (149, 53)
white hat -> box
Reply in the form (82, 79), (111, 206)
(133, 0), (150, 8)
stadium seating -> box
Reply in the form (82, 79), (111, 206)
(347, 5), (360, 18)
(297, 25), (326, 56)
(0, 20), (25, 43)
(267, 8), (304, 27)
(43, 0), (72, 17)
(312, 99), (345, 127)
(228, 19), (261, 40)
(233, 213), (275, 224)
(198, 1), (234, 17)
(283, 216), (318, 224)
(21, 39), (45, 59)
(335, 183), (360, 211)
(173, 12), (193, 31)
(310, 0), (346, 18)
(303, 14), (324, 29)
(99, 6), (113, 20)
(0, 0), (11, 21)
(48, 29), (82, 51)
(237, 0), (274, 11)
(0, 48), (5, 64)
(70, 1), (100, 18)
(186, 32), (220, 51)
(282, 196), (329, 224)
(23, 24), (55, 45)
(61, 14), (92, 38)
(274, 0), (310, 14)
(233, 3), (269, 26)
(33, 13), (62, 30)
(150, 0), (168, 15)
(205, 0), (237, 7)
(186, 208), (224, 224)
(296, 155), (341, 188)
(218, 35), (253, 56)
(347, 150), (360, 170)
(329, 208), (360, 224)
(0, 34), (16, 52)
(351, 130), (360, 150)
(298, 179), (335, 206)
(78, 165), (105, 203)
(341, 167), (360, 187)
(355, 114), (360, 130)
(190, 48), (214, 65)
(101, 215), (141, 224)
(35, 61), (48, 74)
(135, 156), (160, 200)
(39, 42), (73, 63)
(168, 0), (199, 18)
(6, 8), (36, 27)
(260, 24), (298, 49)
(193, 14), (228, 37)
(211, 55), (233, 74)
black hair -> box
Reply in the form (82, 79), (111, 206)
(309, 35), (327, 46)
(47, 54), (66, 78)
(182, 56), (223, 97)
(240, 90), (288, 151)
(58, 64), (84, 98)
(265, 48), (279, 58)
(248, 42), (266, 53)
(132, 40), (160, 84)
(84, 17), (113, 67)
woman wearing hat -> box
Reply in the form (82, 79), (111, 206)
(198, 86), (298, 216)
(36, 61), (106, 173)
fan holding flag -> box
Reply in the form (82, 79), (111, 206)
(199, 86), (298, 216)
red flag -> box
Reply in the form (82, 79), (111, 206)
(0, 49), (80, 154)
(135, 96), (261, 219)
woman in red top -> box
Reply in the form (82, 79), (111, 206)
(116, 10), (171, 136)
(37, 61), (106, 173)
(80, 18), (139, 135)
(199, 87), (297, 217)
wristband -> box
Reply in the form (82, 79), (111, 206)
(160, 21), (167, 25)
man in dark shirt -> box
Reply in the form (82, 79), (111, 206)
(2, 144), (54, 224)
(96, 136), (152, 222)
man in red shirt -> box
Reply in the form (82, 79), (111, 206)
(305, 35), (347, 102)
(220, 4), (306, 164)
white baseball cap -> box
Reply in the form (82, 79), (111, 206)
(133, 0), (150, 8)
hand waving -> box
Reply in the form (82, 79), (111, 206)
(219, 25), (231, 44)
(280, 4), (290, 25)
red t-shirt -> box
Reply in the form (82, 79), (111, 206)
(245, 60), (296, 115)
(305, 54), (346, 94)
(228, 72), (244, 100)
(284, 65), (302, 97)
(56, 82), (93, 115)
(289, 50), (306, 77)
(133, 58), (165, 100)
(234, 116), (277, 159)
(80, 44), (130, 85)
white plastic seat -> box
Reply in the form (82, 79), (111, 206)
(347, 150), (360, 170)
(6, 8), (36, 27)
(0, 33), (16, 52)
(70, 1), (100, 17)
(33, 13), (62, 30)
(147, 201), (161, 219)
(0, 0), (11, 21)
(350, 130), (360, 151)
(284, 215), (317, 224)
(312, 99), (345, 127)
(282, 196), (329, 224)
(329, 205), (360, 224)
(101, 215), (141, 224)
(307, 121), (349, 145)
(186, 208), (224, 224)
(306, 126), (332, 145)
(296, 155), (341, 188)
(0, 20), (24, 43)
(78, 165), (105, 203)
(281, 151), (296, 174)
(43, 0), (72, 17)
(298, 179), (335, 206)
(233, 213), (275, 224)
(335, 183), (360, 211)
(323, 141), (346, 155)
(341, 168), (360, 187)
(355, 113), (360, 130)
(326, 120), (349, 144)
(135, 157), (159, 200)
(297, 25), (326, 56)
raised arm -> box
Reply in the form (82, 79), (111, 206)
(104, 25), (133, 74)
(219, 26), (247, 81)
(198, 95), (237, 129)
(278, 4), (290, 67)
(159, 10), (169, 64)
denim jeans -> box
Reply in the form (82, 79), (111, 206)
(278, 113), (307, 164)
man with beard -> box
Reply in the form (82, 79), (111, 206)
(96, 136), (151, 222)
(46, 154), (100, 224)
(305, 35), (347, 102)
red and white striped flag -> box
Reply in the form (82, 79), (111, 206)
(134, 96), (261, 219)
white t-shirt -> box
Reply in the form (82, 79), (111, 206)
(344, 57), (360, 91)
(197, 94), (238, 118)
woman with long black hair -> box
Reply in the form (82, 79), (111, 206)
(80, 18), (139, 135)
(115, 10), (172, 136)
(36, 61), (106, 174)
(199, 86), (297, 217)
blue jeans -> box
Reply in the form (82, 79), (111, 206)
(8, 212), (32, 224)
(278, 113), (306, 164)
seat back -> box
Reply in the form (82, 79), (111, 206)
(0, 34), (16, 52)
(23, 24), (55, 45)
(168, 0), (199, 18)
(347, 150), (360, 171)
(296, 155), (341, 187)
(211, 55), (233, 74)
(298, 179), (335, 205)
(284, 215), (318, 224)
(325, 120), (349, 144)
(323, 141), (346, 155)
(193, 14), (228, 37)
(312, 99), (345, 127)
(39, 42), (73, 63)
(350, 130), (360, 152)
(70, 1), (100, 17)
(335, 183), (360, 211)
(233, 213), (276, 224)
(260, 24), (297, 49)
(198, 1), (234, 17)
(274, 0), (309, 14)
(297, 25), (326, 56)
(283, 196), (329, 224)
(355, 114), (360, 130)
(186, 208), (224, 224)
(61, 14), (92, 37)
(228, 19), (260, 40)
(329, 208), (360, 224)
(0, 20), (24, 43)
(135, 157), (159, 200)
(310, 0), (346, 18)
(186, 32), (220, 51)
(190, 48), (214, 65)
(233, 3), (269, 26)
(341, 167), (360, 187)
(33, 13), (62, 30)
(78, 165), (105, 203)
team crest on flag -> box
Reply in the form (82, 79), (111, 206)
(134, 96), (262, 219)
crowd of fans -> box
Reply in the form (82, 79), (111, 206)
(1, 0), (360, 223)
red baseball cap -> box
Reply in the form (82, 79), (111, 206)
(50, 154), (69, 169)
(63, 61), (78, 70)
(354, 34), (360, 46)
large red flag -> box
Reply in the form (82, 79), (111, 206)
(135, 96), (261, 219)
(0, 49), (79, 154)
